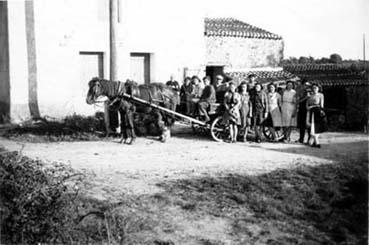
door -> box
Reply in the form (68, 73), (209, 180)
(80, 52), (104, 83)
(206, 66), (225, 85)
(78, 52), (105, 115)
(130, 53), (150, 84)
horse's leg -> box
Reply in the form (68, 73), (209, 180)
(126, 110), (136, 145)
(104, 101), (113, 136)
(119, 109), (127, 144)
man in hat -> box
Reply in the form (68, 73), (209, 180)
(215, 75), (229, 104)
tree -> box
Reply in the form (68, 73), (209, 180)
(298, 56), (310, 64)
(329, 54), (343, 64)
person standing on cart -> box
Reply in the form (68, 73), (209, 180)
(223, 82), (241, 143)
(180, 77), (193, 114)
(166, 74), (180, 103)
(166, 74), (180, 90)
(189, 76), (203, 116)
(215, 75), (229, 103)
(198, 76), (216, 122)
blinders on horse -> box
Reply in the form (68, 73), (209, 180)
(87, 78), (102, 104)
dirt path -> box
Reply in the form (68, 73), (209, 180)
(1, 127), (368, 244)
(1, 127), (367, 196)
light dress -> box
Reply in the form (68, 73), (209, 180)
(281, 89), (297, 127)
(267, 92), (282, 127)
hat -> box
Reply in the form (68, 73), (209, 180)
(216, 75), (224, 80)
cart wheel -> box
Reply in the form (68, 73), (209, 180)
(263, 126), (284, 141)
(210, 116), (230, 142)
(191, 122), (208, 135)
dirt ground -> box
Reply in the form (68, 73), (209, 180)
(1, 125), (368, 244)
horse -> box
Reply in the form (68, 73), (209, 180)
(86, 77), (178, 144)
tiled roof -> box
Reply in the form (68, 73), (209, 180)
(308, 79), (369, 87)
(204, 18), (282, 40)
(283, 64), (369, 87)
(226, 70), (298, 85)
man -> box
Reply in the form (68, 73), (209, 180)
(189, 76), (202, 115)
(198, 76), (216, 122)
(296, 79), (311, 143)
(250, 82), (268, 143)
(215, 75), (229, 103)
(247, 74), (257, 96)
(166, 75), (180, 92)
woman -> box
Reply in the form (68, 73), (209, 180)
(180, 77), (193, 114)
(189, 76), (203, 116)
(306, 83), (327, 148)
(223, 82), (241, 143)
(238, 82), (252, 142)
(250, 83), (268, 143)
(281, 81), (297, 142)
(266, 83), (282, 141)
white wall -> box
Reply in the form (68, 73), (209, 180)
(7, 0), (206, 121)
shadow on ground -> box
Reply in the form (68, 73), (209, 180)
(266, 140), (369, 162)
(154, 160), (368, 244)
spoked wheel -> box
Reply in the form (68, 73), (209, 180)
(263, 126), (284, 141)
(210, 116), (231, 142)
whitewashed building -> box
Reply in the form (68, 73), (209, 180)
(0, 0), (287, 123)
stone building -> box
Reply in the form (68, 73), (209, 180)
(0, 0), (286, 123)
(203, 18), (295, 86)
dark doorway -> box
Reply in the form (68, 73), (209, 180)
(206, 66), (224, 85)
(323, 87), (347, 111)
(0, 1), (10, 123)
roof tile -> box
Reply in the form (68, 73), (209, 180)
(204, 18), (282, 40)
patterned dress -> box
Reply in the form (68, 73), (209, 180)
(267, 92), (282, 127)
(281, 89), (297, 127)
(223, 91), (241, 125)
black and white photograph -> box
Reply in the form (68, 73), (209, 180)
(0, 0), (368, 244)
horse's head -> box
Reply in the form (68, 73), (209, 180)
(86, 77), (104, 104)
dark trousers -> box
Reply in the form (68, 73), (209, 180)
(297, 102), (309, 142)
(198, 101), (211, 121)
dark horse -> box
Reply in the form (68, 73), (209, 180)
(86, 77), (178, 144)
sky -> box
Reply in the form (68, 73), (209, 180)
(198, 0), (369, 60)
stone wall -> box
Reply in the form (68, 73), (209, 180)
(205, 36), (284, 69)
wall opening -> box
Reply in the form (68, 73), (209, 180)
(205, 66), (225, 85)
(130, 53), (150, 84)
(79, 52), (104, 81)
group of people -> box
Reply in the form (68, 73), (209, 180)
(166, 74), (327, 147)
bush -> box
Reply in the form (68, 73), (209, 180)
(0, 151), (84, 244)
(2, 113), (106, 142)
